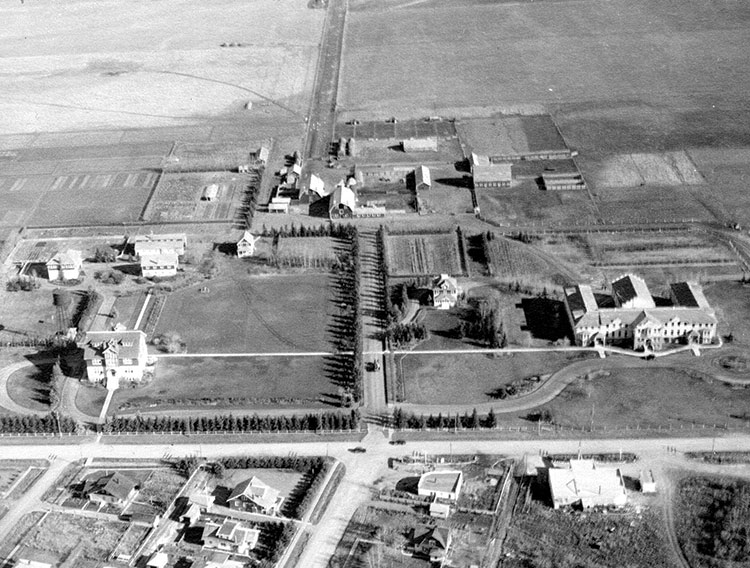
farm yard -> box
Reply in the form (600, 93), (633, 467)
(152, 268), (336, 354)
(595, 187), (716, 225)
(144, 170), (255, 222)
(482, 234), (577, 285)
(386, 232), (463, 276)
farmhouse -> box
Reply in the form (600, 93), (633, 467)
(81, 471), (138, 507)
(82, 330), (149, 384)
(202, 184), (219, 201)
(563, 274), (718, 351)
(236, 231), (260, 258)
(140, 252), (179, 278)
(431, 274), (462, 310)
(46, 249), (83, 281)
(415, 165), (431, 191)
(548, 459), (626, 510)
(417, 470), (463, 501)
(227, 476), (283, 515)
(411, 525), (452, 562)
(132, 233), (187, 257)
(308, 174), (328, 198)
(402, 137), (438, 152)
(329, 184), (357, 219)
(202, 519), (260, 555)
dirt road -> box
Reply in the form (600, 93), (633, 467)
(359, 231), (387, 414)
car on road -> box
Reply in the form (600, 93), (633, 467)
(366, 360), (381, 372)
(348, 447), (367, 453)
(389, 440), (406, 445)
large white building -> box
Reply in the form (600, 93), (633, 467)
(548, 459), (627, 509)
(132, 233), (186, 257)
(140, 252), (179, 278)
(82, 330), (149, 385)
(563, 274), (717, 351)
(417, 470), (463, 501)
(46, 249), (83, 281)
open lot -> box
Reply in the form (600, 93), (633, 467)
(89, 355), (333, 416)
(582, 151), (704, 189)
(386, 233), (463, 276)
(145, 170), (255, 222)
(456, 115), (568, 157)
(153, 267), (335, 353)
(0, 0), (323, 134)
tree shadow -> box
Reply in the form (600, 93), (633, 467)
(395, 476), (421, 494)
(520, 297), (571, 342)
(309, 194), (331, 218)
(435, 176), (471, 188)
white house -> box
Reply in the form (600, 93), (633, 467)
(268, 196), (291, 214)
(640, 470), (657, 494)
(132, 233), (187, 257)
(236, 231), (261, 258)
(563, 274), (717, 351)
(417, 470), (463, 501)
(46, 249), (83, 281)
(227, 476), (283, 515)
(202, 520), (260, 555)
(548, 459), (627, 509)
(431, 274), (462, 310)
(82, 330), (149, 385)
(140, 252), (179, 278)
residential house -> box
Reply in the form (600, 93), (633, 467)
(411, 525), (452, 563)
(563, 274), (717, 351)
(429, 502), (451, 519)
(81, 471), (138, 507)
(132, 233), (187, 257)
(268, 196), (291, 214)
(46, 249), (83, 281)
(548, 459), (627, 510)
(236, 231), (261, 258)
(417, 470), (463, 501)
(431, 274), (462, 310)
(415, 165), (431, 191)
(202, 520), (260, 555)
(140, 252), (179, 278)
(81, 330), (149, 385)
(227, 476), (283, 515)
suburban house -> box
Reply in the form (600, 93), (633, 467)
(227, 476), (283, 515)
(140, 252), (179, 278)
(563, 274), (718, 351)
(402, 137), (438, 152)
(431, 274), (462, 310)
(202, 520), (260, 555)
(417, 470), (464, 502)
(82, 330), (149, 385)
(415, 165), (431, 191)
(132, 233), (187, 257)
(471, 153), (512, 188)
(46, 249), (83, 281)
(548, 459), (627, 509)
(329, 184), (357, 219)
(80, 471), (138, 507)
(236, 231), (261, 258)
(410, 525), (452, 562)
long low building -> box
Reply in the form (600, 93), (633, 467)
(564, 274), (717, 351)
(417, 470), (463, 501)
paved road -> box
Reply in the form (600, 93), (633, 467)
(359, 231), (387, 415)
(304, 0), (347, 159)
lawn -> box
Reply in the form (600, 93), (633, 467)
(0, 288), (59, 341)
(153, 267), (335, 354)
(6, 362), (53, 412)
(674, 475), (750, 568)
(545, 365), (750, 429)
(104, 355), (333, 416)
(400, 351), (580, 405)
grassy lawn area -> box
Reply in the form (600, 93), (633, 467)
(400, 351), (581, 405)
(546, 366), (750, 429)
(6, 362), (53, 412)
(153, 268), (335, 354)
(105, 355), (334, 415)
(0, 288), (58, 341)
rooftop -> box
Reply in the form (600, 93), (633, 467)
(418, 470), (463, 495)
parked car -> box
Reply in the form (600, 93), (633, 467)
(349, 447), (367, 453)
(389, 440), (406, 446)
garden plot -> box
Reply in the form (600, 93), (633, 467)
(169, 141), (263, 171)
(275, 236), (344, 269)
(386, 233), (462, 276)
(145, 171), (255, 222)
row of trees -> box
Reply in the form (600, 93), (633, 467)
(386, 322), (428, 348)
(6, 275), (40, 292)
(392, 407), (499, 430)
(259, 223), (357, 240)
(349, 230), (363, 401)
(460, 297), (507, 348)
(0, 413), (77, 434)
(102, 409), (361, 434)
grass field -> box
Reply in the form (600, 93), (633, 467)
(6, 363), (52, 412)
(98, 355), (333, 416)
(400, 351), (582, 405)
(275, 236), (344, 267)
(0, 0), (323, 134)
(0, 289), (58, 341)
(145, 170), (256, 222)
(153, 267), (335, 354)
(386, 233), (462, 276)
(584, 151), (704, 189)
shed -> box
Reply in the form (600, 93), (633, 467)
(415, 165), (431, 191)
(147, 552), (169, 568)
(640, 470), (657, 493)
(429, 502), (451, 519)
(268, 196), (291, 214)
(202, 184), (219, 201)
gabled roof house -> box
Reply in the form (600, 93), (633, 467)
(227, 476), (283, 515)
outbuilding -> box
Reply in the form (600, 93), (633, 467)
(329, 184), (357, 219)
(415, 165), (431, 191)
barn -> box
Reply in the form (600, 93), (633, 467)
(329, 184), (356, 219)
(415, 165), (431, 191)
